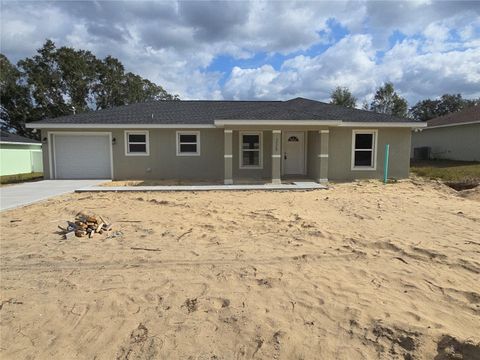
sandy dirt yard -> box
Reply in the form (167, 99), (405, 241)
(1, 179), (479, 360)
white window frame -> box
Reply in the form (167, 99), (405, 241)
(239, 131), (263, 169)
(351, 129), (378, 170)
(124, 130), (149, 156)
(176, 131), (200, 156)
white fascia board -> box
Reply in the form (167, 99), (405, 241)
(26, 120), (427, 129)
(340, 122), (426, 128)
(26, 123), (216, 129)
(423, 121), (479, 129)
(0, 141), (42, 146)
(215, 119), (425, 128)
(214, 119), (342, 126)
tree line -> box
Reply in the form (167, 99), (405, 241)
(1, 40), (178, 137)
(330, 84), (479, 121)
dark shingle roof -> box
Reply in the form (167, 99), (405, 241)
(0, 131), (40, 144)
(427, 105), (480, 127)
(28, 97), (416, 125)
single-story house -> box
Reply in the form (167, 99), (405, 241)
(0, 131), (43, 176)
(411, 105), (480, 162)
(26, 97), (424, 183)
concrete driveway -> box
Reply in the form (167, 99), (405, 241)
(0, 180), (107, 211)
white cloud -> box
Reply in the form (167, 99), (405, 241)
(223, 32), (480, 105)
(224, 35), (378, 102)
(384, 44), (480, 101)
(1, 0), (479, 103)
(423, 22), (451, 52)
(224, 65), (282, 100)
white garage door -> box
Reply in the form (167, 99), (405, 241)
(53, 134), (112, 179)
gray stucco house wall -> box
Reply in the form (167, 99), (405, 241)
(328, 127), (411, 181)
(40, 128), (225, 181)
(411, 123), (480, 161)
(40, 126), (413, 182)
(411, 105), (480, 162)
(31, 98), (424, 183)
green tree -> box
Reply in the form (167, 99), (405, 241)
(370, 82), (408, 118)
(94, 57), (179, 109)
(361, 100), (369, 111)
(94, 55), (126, 109)
(436, 94), (468, 115)
(409, 99), (439, 122)
(122, 73), (178, 105)
(17, 39), (71, 120)
(330, 86), (357, 108)
(57, 46), (99, 113)
(0, 54), (34, 136)
(1, 39), (178, 134)
(409, 94), (479, 121)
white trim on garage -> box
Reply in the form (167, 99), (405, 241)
(48, 131), (113, 179)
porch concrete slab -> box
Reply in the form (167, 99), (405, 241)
(1, 180), (107, 211)
(75, 182), (327, 192)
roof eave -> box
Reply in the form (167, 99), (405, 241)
(0, 141), (42, 145)
(214, 119), (342, 126)
(26, 120), (426, 129)
(26, 123), (217, 129)
(339, 121), (426, 128)
(425, 120), (479, 129)
(216, 120), (425, 128)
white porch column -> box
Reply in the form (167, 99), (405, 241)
(317, 129), (329, 183)
(224, 130), (233, 184)
(272, 130), (282, 184)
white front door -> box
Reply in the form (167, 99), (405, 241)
(283, 131), (305, 175)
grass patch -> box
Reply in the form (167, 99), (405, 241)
(411, 160), (480, 189)
(0, 172), (43, 185)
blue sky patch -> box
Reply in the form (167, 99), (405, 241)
(208, 17), (352, 86)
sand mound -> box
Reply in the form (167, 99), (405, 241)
(1, 179), (479, 359)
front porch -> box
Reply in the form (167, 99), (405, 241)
(76, 181), (326, 192)
(223, 128), (330, 185)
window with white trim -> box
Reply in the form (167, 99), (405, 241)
(125, 131), (149, 156)
(352, 130), (377, 169)
(176, 131), (200, 156)
(240, 131), (262, 168)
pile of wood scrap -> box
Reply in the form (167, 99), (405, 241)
(58, 212), (113, 239)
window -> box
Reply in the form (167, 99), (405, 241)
(176, 131), (200, 156)
(240, 131), (262, 168)
(351, 130), (377, 170)
(125, 131), (149, 156)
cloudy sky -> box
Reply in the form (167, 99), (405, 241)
(1, 0), (479, 106)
